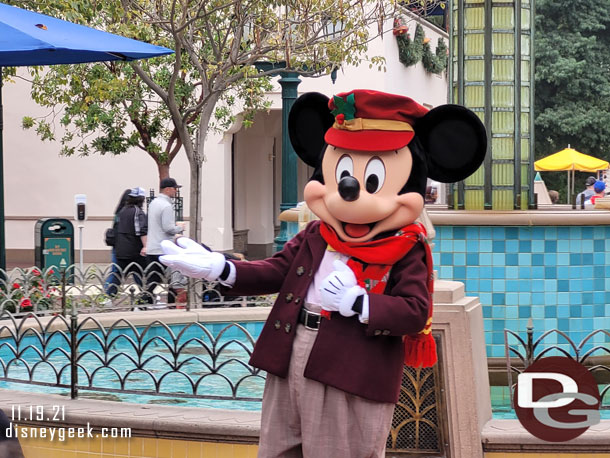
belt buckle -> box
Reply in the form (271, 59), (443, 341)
(303, 309), (321, 330)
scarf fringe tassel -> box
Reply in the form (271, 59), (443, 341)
(403, 333), (437, 368)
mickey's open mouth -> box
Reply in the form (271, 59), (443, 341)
(341, 221), (377, 238)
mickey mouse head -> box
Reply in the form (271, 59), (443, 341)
(288, 89), (487, 242)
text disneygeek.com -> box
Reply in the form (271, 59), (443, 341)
(7, 423), (131, 441)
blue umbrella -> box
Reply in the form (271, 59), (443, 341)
(0, 2), (174, 270)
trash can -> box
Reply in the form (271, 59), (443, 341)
(34, 218), (75, 274)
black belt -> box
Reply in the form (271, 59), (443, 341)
(298, 307), (322, 330)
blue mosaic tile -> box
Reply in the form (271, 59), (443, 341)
(532, 254), (544, 266)
(532, 227), (545, 239)
(480, 253), (492, 265)
(544, 306), (556, 318)
(557, 266), (570, 278)
(480, 240), (492, 252)
(432, 224), (610, 355)
(480, 227), (492, 239)
(557, 227), (570, 238)
(440, 253), (453, 264)
(557, 280), (569, 292)
(466, 250), (479, 266)
(466, 227), (479, 238)
(492, 293), (505, 305)
(467, 239), (479, 251)
(506, 227), (518, 239)
(532, 293), (544, 305)
(506, 292), (519, 305)
(506, 240), (519, 253)
(532, 240), (545, 253)
(545, 227), (558, 238)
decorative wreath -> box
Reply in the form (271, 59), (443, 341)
(395, 20), (448, 74)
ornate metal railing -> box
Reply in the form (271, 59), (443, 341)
(0, 311), (265, 403)
(504, 321), (610, 409)
(0, 264), (273, 316)
(0, 304), (449, 454)
(387, 334), (448, 456)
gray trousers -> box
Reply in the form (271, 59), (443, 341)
(257, 320), (395, 458)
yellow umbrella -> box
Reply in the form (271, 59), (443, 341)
(534, 146), (609, 203)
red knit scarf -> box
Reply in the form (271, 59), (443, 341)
(319, 222), (437, 368)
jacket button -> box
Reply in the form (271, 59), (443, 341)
(274, 320), (281, 330)
(308, 269), (313, 277)
(296, 266), (305, 276)
(285, 323), (292, 333)
(382, 330), (391, 336)
(295, 297), (301, 305)
(374, 330), (382, 336)
(285, 293), (294, 302)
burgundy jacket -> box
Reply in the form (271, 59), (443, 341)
(226, 220), (430, 403)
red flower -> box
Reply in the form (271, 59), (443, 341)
(336, 113), (345, 125)
(48, 269), (55, 275)
(12, 283), (20, 290)
(20, 298), (32, 308)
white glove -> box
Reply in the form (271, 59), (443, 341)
(159, 237), (227, 281)
(320, 260), (367, 318)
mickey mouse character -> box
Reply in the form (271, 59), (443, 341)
(160, 89), (486, 458)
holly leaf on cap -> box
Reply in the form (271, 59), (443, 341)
(331, 93), (356, 121)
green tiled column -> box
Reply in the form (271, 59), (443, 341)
(450, 0), (534, 210)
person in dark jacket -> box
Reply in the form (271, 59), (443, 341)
(104, 188), (131, 296)
(115, 187), (148, 289)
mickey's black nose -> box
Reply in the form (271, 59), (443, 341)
(338, 176), (360, 202)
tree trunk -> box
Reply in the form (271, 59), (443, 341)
(187, 94), (220, 243)
(158, 163), (171, 182)
(189, 158), (202, 241)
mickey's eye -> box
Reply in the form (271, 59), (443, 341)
(364, 157), (385, 194)
(335, 155), (354, 183)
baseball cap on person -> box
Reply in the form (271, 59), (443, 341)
(128, 187), (146, 197)
(160, 178), (182, 189)
(585, 176), (597, 186)
(594, 180), (606, 193)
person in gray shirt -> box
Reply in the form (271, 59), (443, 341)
(145, 177), (184, 304)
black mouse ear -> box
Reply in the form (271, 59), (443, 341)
(288, 92), (334, 167)
(415, 104), (487, 183)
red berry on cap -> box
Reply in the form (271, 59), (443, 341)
(336, 113), (345, 124)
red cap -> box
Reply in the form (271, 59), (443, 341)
(324, 89), (429, 152)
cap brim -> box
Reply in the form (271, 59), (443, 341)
(324, 128), (414, 152)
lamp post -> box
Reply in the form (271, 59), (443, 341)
(0, 68), (5, 273)
(274, 72), (302, 251)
